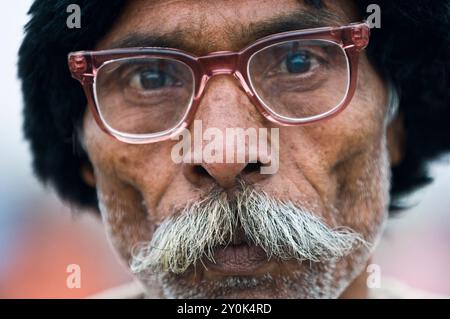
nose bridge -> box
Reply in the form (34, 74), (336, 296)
(193, 71), (257, 143)
(183, 53), (274, 189)
(197, 74), (249, 124)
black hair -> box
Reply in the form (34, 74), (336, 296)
(18, 0), (450, 213)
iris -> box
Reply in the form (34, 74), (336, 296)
(285, 51), (311, 74)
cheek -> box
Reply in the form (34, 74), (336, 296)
(82, 110), (176, 197)
(81, 111), (178, 258)
(323, 54), (387, 174)
(330, 56), (389, 237)
(323, 57), (387, 166)
(280, 55), (389, 233)
(282, 55), (387, 168)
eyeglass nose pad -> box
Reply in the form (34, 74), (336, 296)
(233, 71), (254, 97)
(199, 72), (252, 102)
(198, 53), (255, 102)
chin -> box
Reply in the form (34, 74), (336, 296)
(139, 252), (369, 299)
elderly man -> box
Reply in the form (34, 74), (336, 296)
(18, 0), (450, 299)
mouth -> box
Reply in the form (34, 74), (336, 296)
(203, 243), (270, 276)
(201, 227), (273, 276)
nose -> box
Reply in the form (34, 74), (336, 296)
(184, 159), (266, 189)
(181, 75), (273, 189)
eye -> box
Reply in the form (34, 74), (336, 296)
(129, 68), (176, 91)
(284, 51), (312, 74)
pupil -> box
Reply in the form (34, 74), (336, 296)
(286, 51), (311, 73)
(140, 70), (166, 89)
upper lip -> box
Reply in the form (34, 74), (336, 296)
(200, 225), (270, 276)
(230, 226), (248, 245)
(203, 243), (269, 275)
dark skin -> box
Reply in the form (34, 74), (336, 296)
(81, 0), (404, 298)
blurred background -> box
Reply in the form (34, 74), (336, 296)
(1, 2), (449, 298)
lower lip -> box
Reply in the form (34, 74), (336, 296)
(204, 244), (269, 275)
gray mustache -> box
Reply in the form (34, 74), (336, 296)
(130, 186), (369, 275)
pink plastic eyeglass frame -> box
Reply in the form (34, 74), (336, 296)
(68, 22), (370, 144)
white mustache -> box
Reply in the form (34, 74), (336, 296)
(130, 186), (369, 275)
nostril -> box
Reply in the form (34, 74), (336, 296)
(243, 161), (263, 174)
(183, 164), (214, 187)
(193, 165), (212, 178)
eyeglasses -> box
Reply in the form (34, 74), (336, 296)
(68, 22), (369, 144)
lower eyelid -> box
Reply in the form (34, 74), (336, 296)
(265, 59), (320, 77)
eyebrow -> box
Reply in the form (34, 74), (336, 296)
(237, 8), (344, 45)
(106, 7), (345, 53)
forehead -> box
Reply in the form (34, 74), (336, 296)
(97, 0), (359, 53)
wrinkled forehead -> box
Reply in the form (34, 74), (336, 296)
(97, 0), (360, 54)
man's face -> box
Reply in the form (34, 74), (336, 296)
(81, 0), (397, 298)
